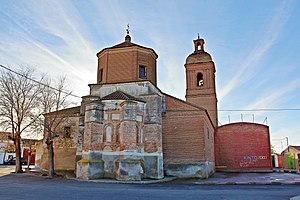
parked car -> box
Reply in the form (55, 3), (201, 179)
(4, 157), (27, 165)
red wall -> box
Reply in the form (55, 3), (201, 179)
(23, 148), (36, 164)
(215, 122), (272, 171)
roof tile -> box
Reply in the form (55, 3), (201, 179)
(101, 91), (144, 102)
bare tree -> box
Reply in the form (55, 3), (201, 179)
(40, 77), (72, 177)
(0, 67), (43, 173)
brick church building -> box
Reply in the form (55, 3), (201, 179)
(36, 31), (271, 180)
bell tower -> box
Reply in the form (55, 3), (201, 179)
(185, 35), (218, 127)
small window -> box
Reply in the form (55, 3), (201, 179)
(139, 66), (146, 79)
(197, 72), (204, 87)
(64, 127), (71, 138)
(136, 126), (139, 144)
(99, 68), (103, 82)
(140, 128), (143, 143)
(197, 42), (201, 51)
(105, 126), (112, 142)
(116, 124), (120, 143)
(207, 128), (210, 139)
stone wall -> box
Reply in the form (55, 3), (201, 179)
(76, 83), (164, 180)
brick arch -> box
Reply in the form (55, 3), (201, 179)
(115, 124), (120, 143)
(103, 123), (113, 143)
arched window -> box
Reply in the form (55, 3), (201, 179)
(197, 72), (204, 87)
(105, 126), (112, 142)
(98, 68), (103, 83)
(197, 42), (201, 51)
(136, 126), (139, 144)
(116, 124), (120, 143)
(139, 66), (146, 79)
(140, 128), (143, 143)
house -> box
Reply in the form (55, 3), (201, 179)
(21, 139), (39, 165)
(0, 132), (37, 164)
(0, 132), (15, 164)
(281, 146), (300, 172)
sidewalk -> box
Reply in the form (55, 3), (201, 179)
(5, 165), (299, 185)
(195, 172), (300, 185)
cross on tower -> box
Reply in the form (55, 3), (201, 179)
(126, 24), (130, 35)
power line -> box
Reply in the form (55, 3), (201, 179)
(0, 64), (81, 98)
(218, 108), (300, 112)
(1, 64), (300, 111)
(272, 138), (286, 141)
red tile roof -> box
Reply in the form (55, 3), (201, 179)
(101, 91), (144, 102)
(291, 146), (300, 151)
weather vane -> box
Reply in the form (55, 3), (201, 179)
(126, 24), (130, 35)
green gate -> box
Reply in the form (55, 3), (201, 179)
(287, 154), (295, 169)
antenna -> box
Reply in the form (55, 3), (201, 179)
(263, 117), (268, 125)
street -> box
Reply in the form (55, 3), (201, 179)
(0, 166), (299, 200)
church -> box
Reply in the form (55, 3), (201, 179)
(36, 30), (271, 180)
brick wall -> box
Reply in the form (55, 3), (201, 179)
(215, 122), (272, 171)
(36, 110), (80, 171)
(97, 47), (157, 85)
(162, 94), (214, 164)
(37, 147), (77, 171)
(185, 61), (218, 127)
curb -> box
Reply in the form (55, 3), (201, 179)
(194, 181), (300, 185)
(71, 177), (177, 184)
(290, 195), (300, 200)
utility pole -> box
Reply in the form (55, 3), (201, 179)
(286, 137), (289, 152)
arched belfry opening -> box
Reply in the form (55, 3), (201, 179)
(197, 42), (201, 51)
(197, 72), (204, 87)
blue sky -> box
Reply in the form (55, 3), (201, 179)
(0, 0), (299, 152)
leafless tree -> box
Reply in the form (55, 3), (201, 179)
(39, 77), (73, 177)
(0, 67), (43, 173)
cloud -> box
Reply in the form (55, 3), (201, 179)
(218, 1), (293, 100)
(271, 125), (300, 153)
(245, 78), (300, 110)
(0, 1), (99, 97)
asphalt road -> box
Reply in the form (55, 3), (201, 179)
(0, 171), (299, 200)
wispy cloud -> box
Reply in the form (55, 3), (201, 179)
(245, 78), (300, 110)
(0, 1), (99, 97)
(271, 125), (300, 152)
(218, 1), (293, 100)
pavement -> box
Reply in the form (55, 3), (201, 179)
(46, 169), (300, 185)
(195, 172), (300, 185)
(2, 165), (300, 185)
